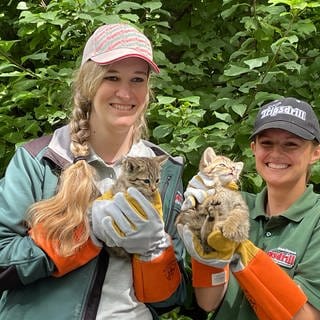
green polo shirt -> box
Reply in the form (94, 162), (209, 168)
(213, 185), (320, 319)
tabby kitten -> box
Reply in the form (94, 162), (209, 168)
(176, 147), (249, 253)
(108, 155), (168, 258)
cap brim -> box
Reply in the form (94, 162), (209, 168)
(250, 121), (316, 141)
(89, 49), (160, 73)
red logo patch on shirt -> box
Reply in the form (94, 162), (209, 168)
(175, 191), (183, 206)
(266, 247), (296, 269)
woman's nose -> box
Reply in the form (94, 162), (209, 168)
(115, 83), (131, 99)
(269, 144), (283, 155)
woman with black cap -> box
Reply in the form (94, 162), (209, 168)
(177, 97), (320, 319)
(0, 24), (186, 319)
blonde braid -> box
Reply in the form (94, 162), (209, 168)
(27, 64), (101, 257)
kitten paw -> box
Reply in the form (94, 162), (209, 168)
(222, 224), (248, 242)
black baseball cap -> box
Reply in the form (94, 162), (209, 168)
(250, 97), (320, 142)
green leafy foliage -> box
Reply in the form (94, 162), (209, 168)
(1, 0), (320, 318)
(1, 0), (320, 189)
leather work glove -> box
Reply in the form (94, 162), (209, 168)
(207, 230), (307, 320)
(91, 187), (182, 303)
(177, 224), (233, 268)
(92, 187), (170, 259)
(181, 172), (238, 210)
(181, 173), (209, 210)
(176, 223), (229, 287)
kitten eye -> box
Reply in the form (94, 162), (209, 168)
(143, 179), (150, 184)
(156, 178), (159, 184)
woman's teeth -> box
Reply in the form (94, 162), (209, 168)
(111, 104), (134, 111)
(267, 163), (288, 169)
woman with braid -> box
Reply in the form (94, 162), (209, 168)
(0, 24), (186, 320)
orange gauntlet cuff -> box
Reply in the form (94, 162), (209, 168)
(234, 250), (307, 320)
(29, 224), (101, 277)
(132, 245), (181, 303)
(191, 258), (229, 287)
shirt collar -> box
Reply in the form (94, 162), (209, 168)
(252, 185), (319, 222)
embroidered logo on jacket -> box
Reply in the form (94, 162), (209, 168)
(267, 247), (296, 269)
(175, 191), (183, 206)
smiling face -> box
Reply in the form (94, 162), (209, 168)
(89, 57), (149, 137)
(251, 128), (320, 190)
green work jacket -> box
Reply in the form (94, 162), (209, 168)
(0, 125), (187, 320)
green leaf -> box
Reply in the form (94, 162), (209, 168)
(271, 35), (298, 54)
(213, 112), (232, 123)
(144, 1), (162, 12)
(244, 56), (269, 69)
(114, 1), (143, 12)
(294, 19), (316, 35)
(279, 61), (301, 72)
(156, 96), (176, 105)
(119, 14), (140, 22)
(179, 96), (200, 105)
(221, 3), (249, 20)
(17, 2), (29, 10)
(207, 122), (229, 130)
(224, 65), (250, 76)
(48, 111), (68, 125)
(0, 71), (23, 77)
(21, 52), (48, 63)
(239, 79), (261, 93)
(153, 124), (173, 139)
(0, 40), (19, 52)
(231, 104), (247, 117)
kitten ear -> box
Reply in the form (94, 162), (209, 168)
(201, 147), (216, 166)
(123, 157), (137, 173)
(156, 155), (169, 166)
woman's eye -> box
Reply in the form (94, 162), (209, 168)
(284, 142), (299, 148)
(260, 140), (272, 146)
(132, 77), (145, 83)
(104, 76), (118, 81)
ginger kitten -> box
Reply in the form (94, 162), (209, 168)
(176, 147), (249, 253)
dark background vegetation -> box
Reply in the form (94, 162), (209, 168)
(1, 0), (320, 318)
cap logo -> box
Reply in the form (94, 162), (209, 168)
(252, 97), (320, 142)
(261, 104), (306, 121)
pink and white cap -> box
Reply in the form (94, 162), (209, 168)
(81, 23), (160, 73)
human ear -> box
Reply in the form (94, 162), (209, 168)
(310, 144), (320, 164)
(250, 141), (256, 154)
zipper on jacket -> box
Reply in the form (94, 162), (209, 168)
(161, 175), (171, 225)
(82, 250), (109, 320)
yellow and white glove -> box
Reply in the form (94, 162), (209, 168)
(182, 171), (239, 210)
(91, 187), (170, 258)
(91, 187), (182, 302)
(181, 173), (210, 210)
(176, 224), (229, 288)
(207, 230), (307, 320)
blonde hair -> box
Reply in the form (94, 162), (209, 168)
(27, 61), (150, 256)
